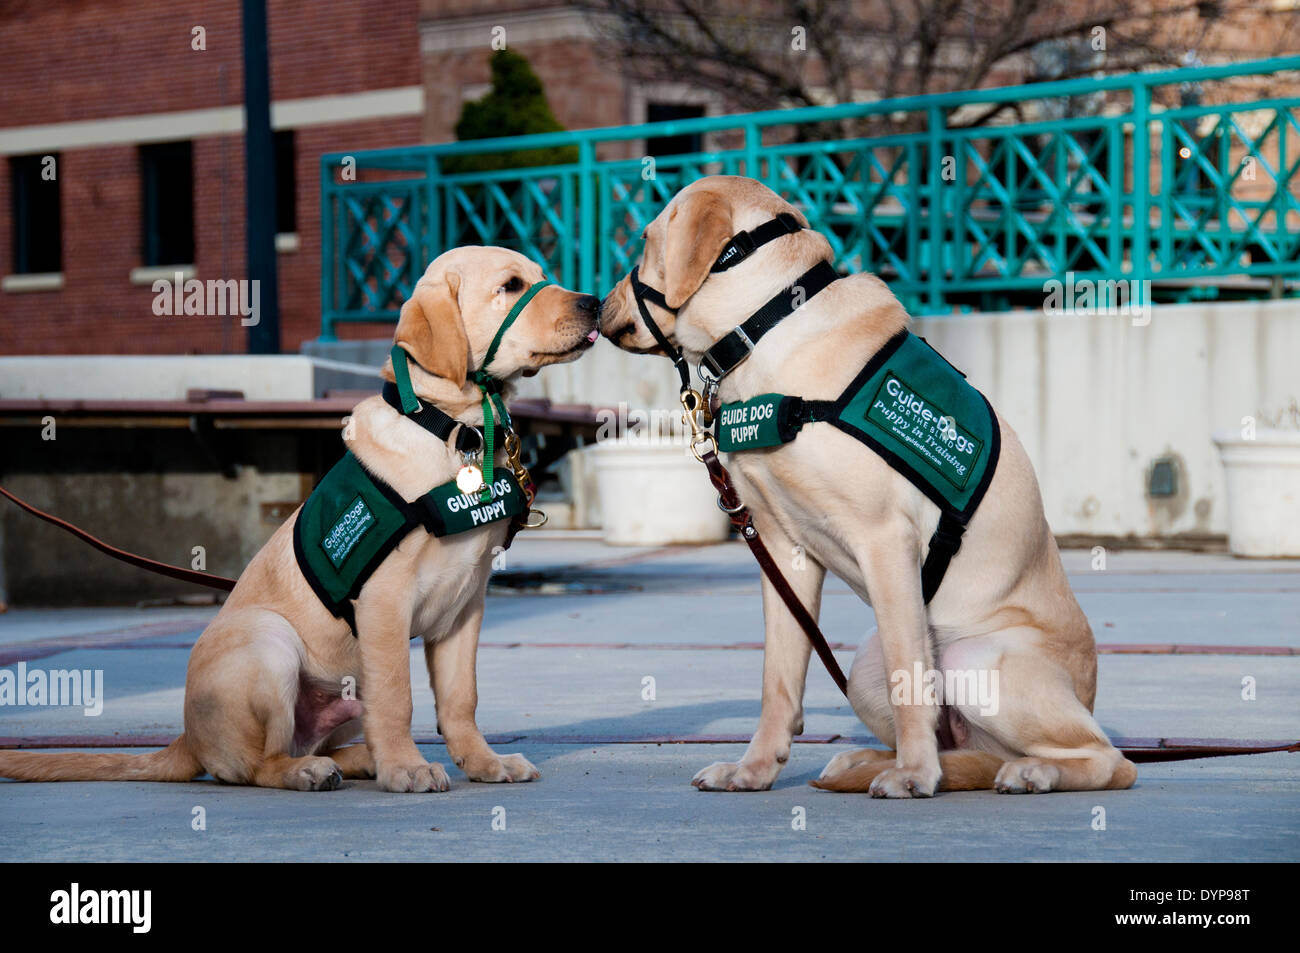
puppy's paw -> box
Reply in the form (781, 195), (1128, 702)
(994, 757), (1060, 794)
(818, 747), (891, 782)
(691, 760), (778, 792)
(463, 752), (541, 783)
(290, 757), (344, 792)
(377, 760), (451, 793)
(868, 763), (941, 799)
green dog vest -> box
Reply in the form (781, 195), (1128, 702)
(293, 454), (525, 632)
(714, 330), (1001, 601)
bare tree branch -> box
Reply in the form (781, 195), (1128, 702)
(580, 0), (1300, 136)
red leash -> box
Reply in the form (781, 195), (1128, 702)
(3, 483), (1297, 764)
(698, 448), (848, 694)
(682, 412), (1298, 765)
(0, 484), (237, 592)
(1122, 740), (1299, 763)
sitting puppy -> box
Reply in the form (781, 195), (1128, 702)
(600, 175), (1136, 797)
(0, 246), (600, 792)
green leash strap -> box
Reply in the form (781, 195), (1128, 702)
(478, 390), (496, 502)
(470, 278), (551, 501)
(390, 344), (422, 414)
(475, 387), (518, 501)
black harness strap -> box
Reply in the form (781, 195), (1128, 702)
(788, 397), (838, 424)
(711, 212), (802, 273)
(921, 512), (967, 604)
(700, 260), (840, 381)
(381, 381), (483, 454)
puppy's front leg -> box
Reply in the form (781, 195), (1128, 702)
(355, 600), (449, 793)
(693, 525), (825, 792)
(859, 533), (940, 798)
(426, 601), (539, 783)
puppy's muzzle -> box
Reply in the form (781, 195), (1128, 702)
(575, 294), (601, 347)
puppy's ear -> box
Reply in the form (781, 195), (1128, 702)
(393, 271), (468, 387)
(664, 189), (733, 309)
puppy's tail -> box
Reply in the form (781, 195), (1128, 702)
(809, 750), (1004, 793)
(0, 735), (201, 783)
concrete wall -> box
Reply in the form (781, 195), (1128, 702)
(0, 469), (308, 606)
(915, 298), (1300, 537)
(0, 356), (341, 605)
(4, 297), (1294, 606)
(0, 355), (317, 401)
(516, 298), (1300, 539)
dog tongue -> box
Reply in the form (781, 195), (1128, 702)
(587, 329), (600, 343)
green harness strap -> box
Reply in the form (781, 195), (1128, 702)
(481, 279), (553, 378)
(470, 279), (552, 501)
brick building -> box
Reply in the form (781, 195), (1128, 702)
(0, 0), (422, 355)
(2, 1), (1293, 355)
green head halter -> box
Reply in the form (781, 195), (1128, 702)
(476, 278), (554, 387)
(391, 278), (553, 501)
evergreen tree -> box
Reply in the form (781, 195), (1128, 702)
(444, 49), (578, 174)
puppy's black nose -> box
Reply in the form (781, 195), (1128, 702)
(576, 294), (600, 315)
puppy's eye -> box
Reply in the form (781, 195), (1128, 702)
(500, 276), (524, 293)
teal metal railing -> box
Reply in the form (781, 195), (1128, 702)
(319, 56), (1300, 338)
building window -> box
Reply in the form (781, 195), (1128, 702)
(275, 129), (296, 236)
(140, 141), (194, 266)
(645, 103), (706, 157)
(10, 153), (62, 275)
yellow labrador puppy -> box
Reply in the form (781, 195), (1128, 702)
(600, 176), (1135, 797)
(0, 246), (599, 792)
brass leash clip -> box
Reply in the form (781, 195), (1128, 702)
(680, 387), (717, 463)
(503, 430), (549, 529)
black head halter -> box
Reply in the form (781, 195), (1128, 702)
(629, 265), (688, 390)
(627, 212), (809, 394)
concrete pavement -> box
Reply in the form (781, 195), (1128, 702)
(0, 539), (1297, 862)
